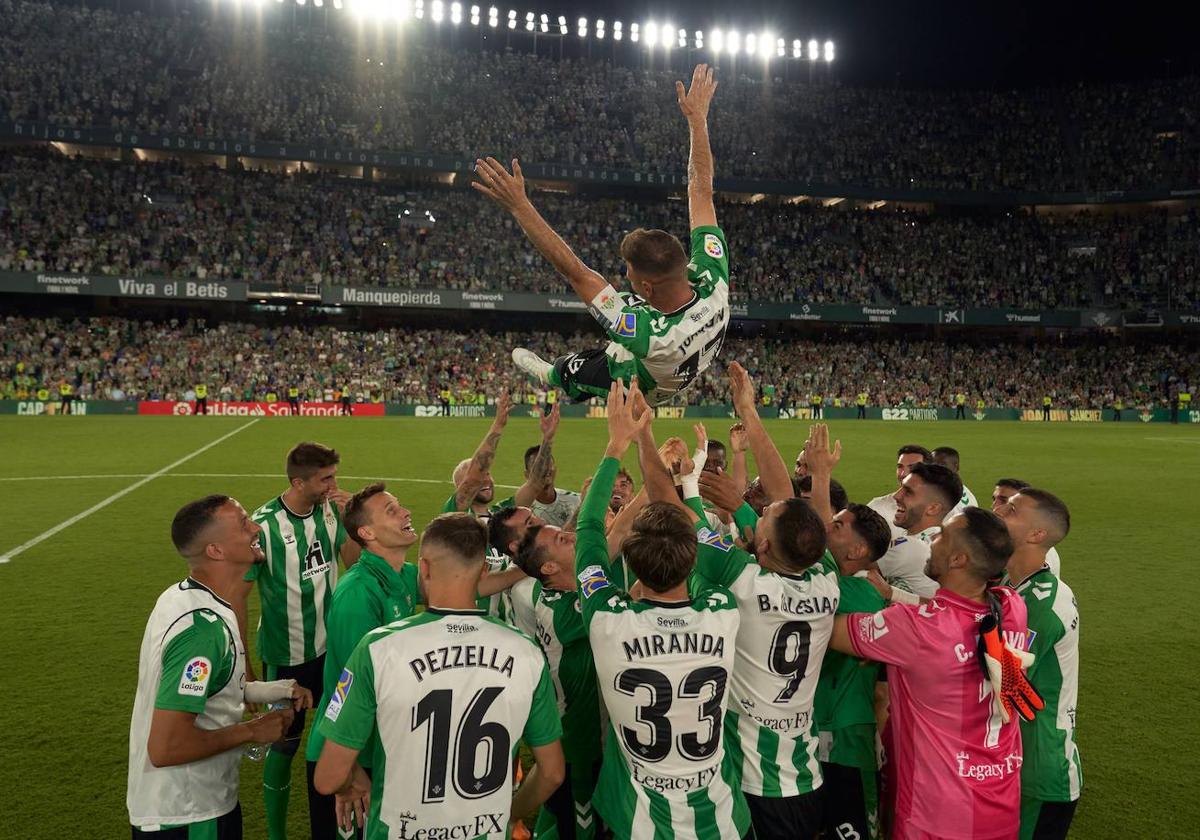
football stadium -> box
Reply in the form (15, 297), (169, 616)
(0, 1), (1197, 838)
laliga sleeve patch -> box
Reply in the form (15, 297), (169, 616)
(324, 668), (354, 722)
(578, 565), (611, 598)
(703, 234), (724, 259)
(615, 312), (638, 338)
(177, 657), (212, 697)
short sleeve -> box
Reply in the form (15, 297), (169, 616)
(688, 225), (730, 293)
(586, 285), (651, 357)
(317, 638), (378, 752)
(846, 603), (923, 667)
(522, 661), (565, 748)
(154, 613), (230, 714)
(693, 529), (753, 587)
(440, 493), (460, 513)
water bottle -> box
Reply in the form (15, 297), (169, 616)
(244, 701), (291, 761)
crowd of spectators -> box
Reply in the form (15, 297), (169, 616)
(2, 315), (1193, 410)
(0, 0), (1197, 193)
(2, 148), (1196, 309)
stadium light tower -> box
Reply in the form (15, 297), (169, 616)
(694, 30), (703, 49)
(808, 38), (819, 60)
(710, 28), (723, 53)
(661, 22), (674, 49)
(727, 30), (740, 55)
(612, 20), (621, 40)
(644, 21), (657, 47)
(414, 0), (424, 19)
(776, 37), (785, 58)
(431, 1), (443, 22)
(507, 8), (515, 28)
(745, 33), (756, 56)
(825, 40), (835, 61)
(792, 38), (801, 58)
(761, 32), (774, 60)
(630, 22), (639, 42)
(558, 14), (566, 34)
(597, 19), (606, 39)
(540, 12), (548, 33)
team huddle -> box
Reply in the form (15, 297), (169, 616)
(126, 364), (1080, 840)
(124, 65), (1080, 840)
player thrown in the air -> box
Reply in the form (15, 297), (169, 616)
(472, 64), (729, 406)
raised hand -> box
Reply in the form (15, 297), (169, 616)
(540, 401), (561, 440)
(676, 64), (718, 123)
(728, 361), (758, 417)
(804, 423), (842, 475)
(606, 379), (651, 455)
(728, 422), (749, 454)
(471, 157), (529, 213)
(494, 390), (512, 426)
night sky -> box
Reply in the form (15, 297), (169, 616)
(544, 0), (1192, 89)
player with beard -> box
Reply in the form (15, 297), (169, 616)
(129, 495), (311, 839)
(830, 508), (1035, 840)
(244, 442), (359, 840)
(997, 489), (1082, 840)
(473, 66), (729, 406)
(867, 445), (932, 535)
(872, 462), (962, 601)
(992, 479), (1062, 577)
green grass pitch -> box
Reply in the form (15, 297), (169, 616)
(1, 415), (1196, 838)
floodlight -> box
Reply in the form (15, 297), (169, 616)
(694, 31), (703, 49)
(824, 40), (835, 61)
(678, 28), (686, 49)
(728, 30), (739, 54)
(559, 17), (567, 35)
(745, 33), (756, 56)
(660, 22), (674, 48)
(761, 32), (774, 59)
(613, 20), (621, 40)
(296, 0), (306, 7)
(645, 21), (657, 46)
(792, 38), (801, 58)
(777, 38), (785, 57)
(578, 26), (586, 37)
(470, 5), (479, 14)
(808, 39), (819, 60)
(415, 0), (423, 17)
(578, 16), (586, 27)
(710, 29), (723, 52)
(313, 0), (323, 8)
(431, 0), (442, 22)
(333, 0), (341, 8)
(630, 22), (639, 43)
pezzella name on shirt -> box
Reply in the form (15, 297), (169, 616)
(956, 751), (1024, 781)
(409, 645), (515, 682)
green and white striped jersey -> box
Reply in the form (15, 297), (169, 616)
(441, 492), (513, 621)
(693, 530), (841, 798)
(249, 495), (349, 666)
(575, 455), (750, 840)
(1008, 566), (1083, 802)
(509, 578), (603, 767)
(127, 578), (245, 829)
(589, 225), (731, 405)
(317, 608), (562, 840)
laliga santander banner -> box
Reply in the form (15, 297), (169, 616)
(138, 401), (385, 417)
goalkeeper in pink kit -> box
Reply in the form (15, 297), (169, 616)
(830, 507), (1043, 840)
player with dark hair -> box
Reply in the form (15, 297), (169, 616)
(242, 441), (359, 840)
(997, 489), (1082, 840)
(128, 495), (310, 839)
(830, 507), (1035, 840)
(932, 445), (979, 511)
(867, 444), (933, 530)
(303, 482), (420, 839)
(573, 380), (750, 838)
(473, 65), (729, 405)
(992, 479), (1062, 577)
(868, 461), (961, 601)
(313, 513), (565, 838)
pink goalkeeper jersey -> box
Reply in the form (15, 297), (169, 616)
(849, 587), (1028, 840)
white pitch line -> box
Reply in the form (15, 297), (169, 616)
(0, 420), (262, 564)
(1143, 437), (1200, 444)
(0, 472), (521, 489)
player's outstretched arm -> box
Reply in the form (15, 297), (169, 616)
(472, 157), (608, 303)
(454, 391), (512, 510)
(513, 402), (560, 507)
(677, 64), (718, 230)
(729, 362), (793, 502)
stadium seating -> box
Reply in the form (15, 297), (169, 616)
(1, 315), (1193, 408)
